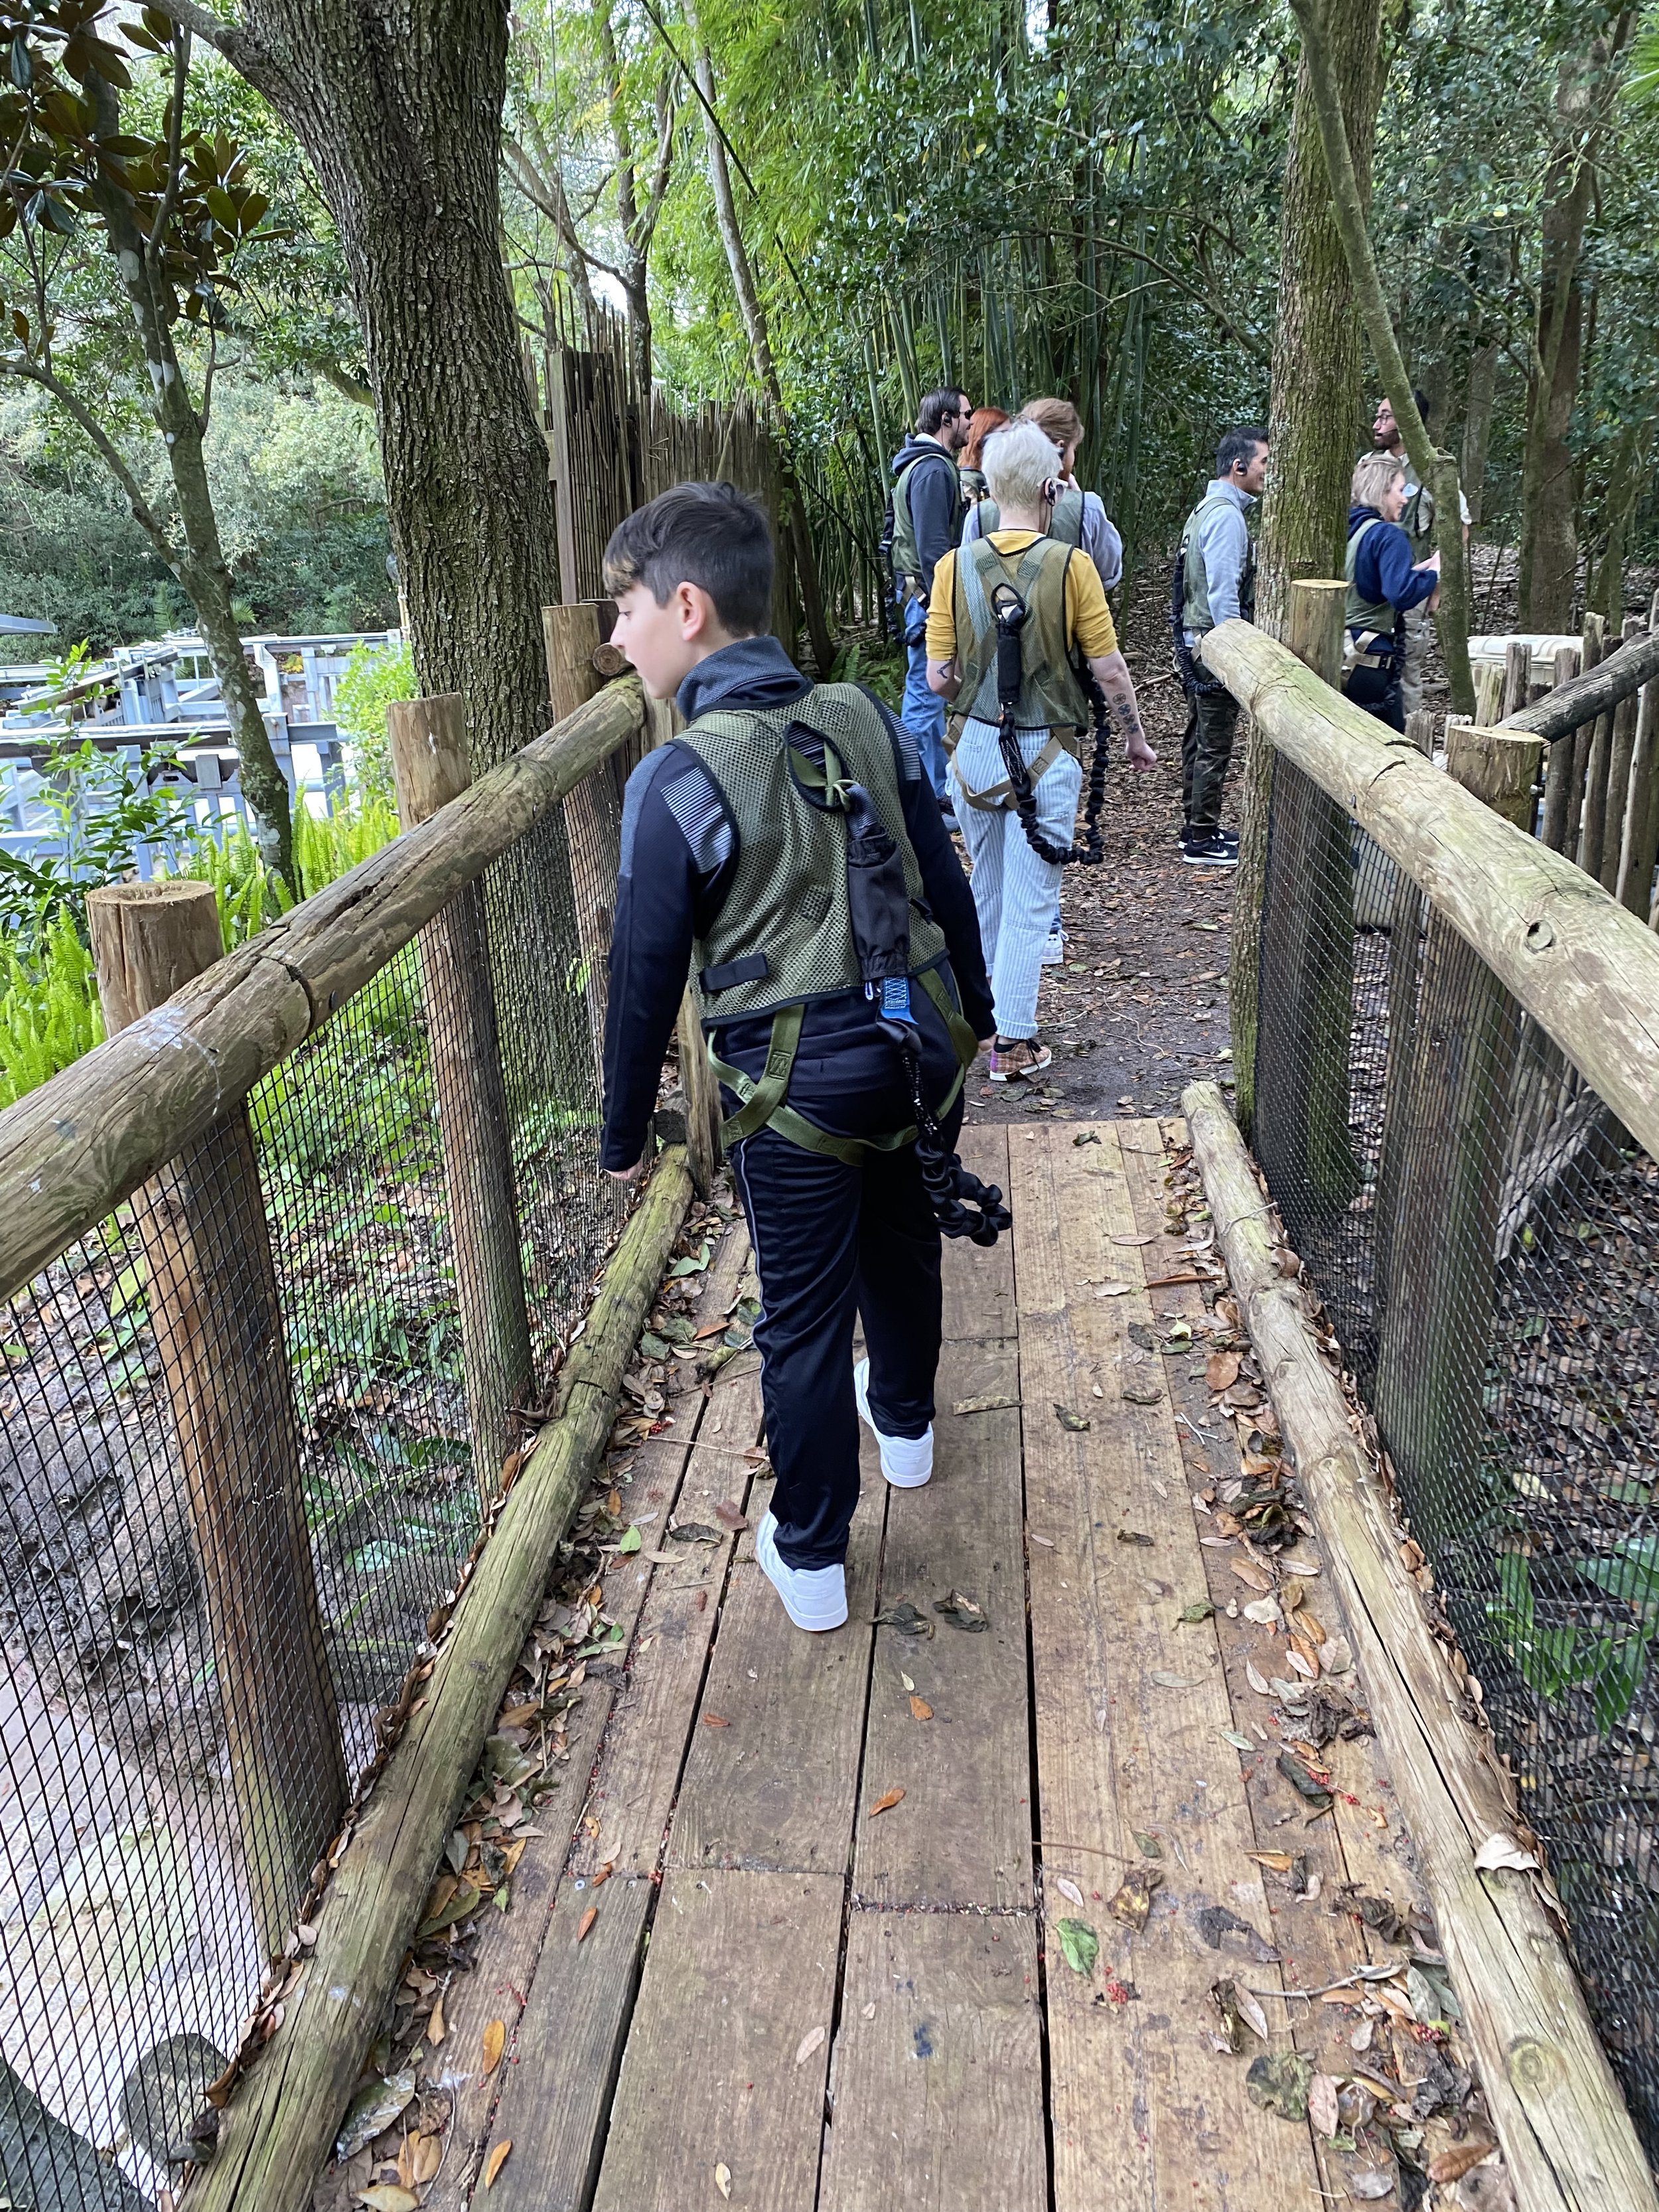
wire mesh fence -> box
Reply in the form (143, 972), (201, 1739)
(1252, 744), (1659, 2158)
(0, 769), (628, 2206)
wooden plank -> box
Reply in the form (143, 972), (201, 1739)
(818, 1909), (1046, 2212)
(589, 1870), (841, 2212)
(668, 1415), (886, 1874)
(943, 1122), (1014, 1343)
(481, 1873), (654, 2212)
(573, 1360), (766, 1880)
(1009, 1120), (1325, 2212)
(854, 1335), (1032, 1908)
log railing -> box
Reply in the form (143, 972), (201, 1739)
(1201, 602), (1659, 2193)
(0, 664), (703, 2210)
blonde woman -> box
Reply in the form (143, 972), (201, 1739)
(1344, 451), (1441, 733)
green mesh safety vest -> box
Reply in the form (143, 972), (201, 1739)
(1400, 474), (1435, 560)
(676, 684), (974, 1163)
(891, 447), (961, 595)
(974, 486), (1085, 547)
(959, 467), (988, 505)
(1345, 515), (1397, 638)
(1179, 490), (1257, 634)
(952, 536), (1090, 731)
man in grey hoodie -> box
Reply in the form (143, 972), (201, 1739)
(888, 389), (973, 811)
(1174, 425), (1267, 867)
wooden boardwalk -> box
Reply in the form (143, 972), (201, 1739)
(428, 1119), (1425, 2212)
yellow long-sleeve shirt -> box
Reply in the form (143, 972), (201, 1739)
(926, 530), (1119, 664)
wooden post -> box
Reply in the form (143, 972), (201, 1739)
(1500, 636), (1532, 721)
(543, 603), (628, 1093)
(1372, 719), (1543, 1544)
(1246, 580), (1360, 1209)
(1473, 658), (1504, 729)
(87, 879), (345, 1960)
(1599, 613), (1647, 893)
(387, 695), (532, 1502)
(1372, 705), (1435, 1317)
(1572, 611), (1609, 878)
(1615, 593), (1659, 917)
(1538, 644), (1581, 853)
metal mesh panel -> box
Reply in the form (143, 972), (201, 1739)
(0, 765), (627, 2205)
(1254, 753), (1659, 2153)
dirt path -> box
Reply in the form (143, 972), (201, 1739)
(960, 593), (1239, 1134)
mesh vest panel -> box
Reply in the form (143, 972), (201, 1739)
(891, 449), (960, 586)
(1345, 516), (1398, 635)
(1179, 492), (1256, 633)
(952, 538), (1090, 729)
(678, 684), (948, 1023)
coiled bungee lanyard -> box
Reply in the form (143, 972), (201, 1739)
(989, 582), (1112, 868)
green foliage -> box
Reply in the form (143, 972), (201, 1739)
(0, 731), (192, 932)
(1488, 1550), (1653, 1736)
(0, 904), (100, 1108)
(333, 640), (416, 808)
(293, 790), (400, 898)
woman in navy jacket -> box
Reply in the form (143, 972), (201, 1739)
(1344, 451), (1441, 731)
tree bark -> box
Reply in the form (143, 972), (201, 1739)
(1287, 0), (1475, 721)
(1518, 58), (1595, 630)
(83, 71), (295, 887)
(163, 0), (562, 774)
(1460, 339), (1498, 528)
(1231, 0), (1382, 1134)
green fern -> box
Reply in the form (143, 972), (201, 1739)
(0, 909), (104, 1108)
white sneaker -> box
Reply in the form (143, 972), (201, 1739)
(1041, 928), (1065, 965)
(755, 1510), (847, 1632)
(853, 1357), (934, 1489)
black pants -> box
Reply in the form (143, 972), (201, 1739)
(730, 1107), (958, 1570)
(1181, 685), (1240, 831)
(1344, 659), (1405, 733)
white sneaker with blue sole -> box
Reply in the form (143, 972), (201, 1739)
(755, 1509), (847, 1632)
(854, 1356), (934, 1488)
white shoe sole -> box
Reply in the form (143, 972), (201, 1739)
(853, 1357), (934, 1488)
(755, 1511), (847, 1631)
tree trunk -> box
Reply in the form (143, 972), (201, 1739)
(213, 0), (561, 774)
(86, 73), (295, 888)
(1230, 0), (1382, 1135)
(1460, 339), (1498, 528)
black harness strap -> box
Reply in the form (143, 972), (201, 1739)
(989, 581), (1112, 869)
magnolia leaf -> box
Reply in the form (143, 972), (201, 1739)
(1054, 1875), (1085, 1907)
(1055, 1917), (1099, 1976)
(481, 2019), (506, 2076)
(794, 2024), (826, 2066)
(715, 2164), (733, 2199)
(482, 2140), (512, 2188)
(1474, 1831), (1541, 1874)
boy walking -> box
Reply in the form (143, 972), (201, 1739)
(599, 484), (995, 1633)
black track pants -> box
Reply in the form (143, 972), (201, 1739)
(730, 1110), (958, 1570)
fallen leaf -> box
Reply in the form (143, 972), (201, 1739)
(702, 1713), (731, 1728)
(934, 1589), (989, 1631)
(1209, 1977), (1250, 2052)
(576, 1905), (597, 1942)
(617, 1524), (642, 1554)
(481, 2020), (506, 2076)
(1308, 2071), (1341, 2138)
(1094, 1281), (1133, 1297)
(874, 1600), (934, 1637)
(1231, 1557), (1274, 1592)
(1245, 1662), (1272, 1695)
(1112, 1232), (1159, 1245)
(953, 1392), (1021, 1415)
(1055, 1917), (1099, 1976)
(908, 1694), (934, 1721)
(1235, 1984), (1269, 2040)
(483, 2140), (512, 2189)
(1428, 2140), (1499, 2183)
(1116, 1529), (1154, 1548)
(1054, 1403), (1092, 1432)
(1151, 1670), (1201, 1688)
(1221, 1729), (1256, 1751)
(794, 2024), (826, 2066)
(1072, 1130), (1102, 1146)
(1246, 2049), (1313, 2121)
(1347, 2174), (1395, 2201)
(1134, 1830), (1163, 1860)
(1277, 1751), (1333, 1810)
(1322, 1636), (1354, 1674)
(713, 1500), (749, 1530)
(1108, 1870), (1160, 1929)
(1242, 1597), (1281, 1625)
(336, 2072), (416, 2160)
(1178, 1601), (1215, 1624)
(358, 2191), (419, 2212)
(715, 2164), (733, 2200)
(1054, 1875), (1086, 1907)
(868, 1787), (905, 1818)
(900, 1672), (914, 1690)
(1206, 1351), (1242, 1392)
(1121, 1382), (1163, 1406)
(1474, 1831), (1541, 1874)
(593, 1862), (614, 1887)
(1286, 1649), (1317, 1680)
(668, 1522), (722, 1544)
(1246, 1852), (1294, 1873)
(411, 2136), (442, 2184)
(427, 1991), (446, 2045)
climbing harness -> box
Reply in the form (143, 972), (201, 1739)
(987, 579), (1114, 871)
(684, 691), (1010, 1246)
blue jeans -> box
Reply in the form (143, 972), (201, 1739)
(950, 718), (1081, 1039)
(900, 593), (950, 802)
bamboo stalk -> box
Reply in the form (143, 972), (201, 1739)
(192, 1147), (694, 2212)
(1183, 1080), (1659, 2212)
(0, 678), (646, 1307)
(1198, 619), (1659, 1164)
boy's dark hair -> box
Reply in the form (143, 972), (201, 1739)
(917, 388), (968, 436)
(602, 480), (774, 634)
(1216, 425), (1268, 477)
(1412, 387), (1432, 424)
